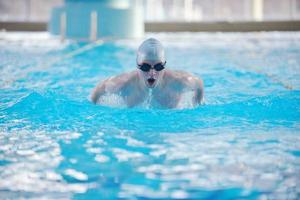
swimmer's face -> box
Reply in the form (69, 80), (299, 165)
(137, 60), (166, 88)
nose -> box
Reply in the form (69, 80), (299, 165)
(149, 68), (155, 77)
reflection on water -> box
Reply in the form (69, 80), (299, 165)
(1, 127), (299, 199)
(0, 130), (88, 199)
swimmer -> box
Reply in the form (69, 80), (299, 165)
(91, 38), (204, 108)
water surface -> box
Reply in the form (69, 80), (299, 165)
(0, 32), (299, 199)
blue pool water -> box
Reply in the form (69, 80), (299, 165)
(0, 32), (299, 199)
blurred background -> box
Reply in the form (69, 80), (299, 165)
(0, 0), (300, 39)
(0, 0), (300, 22)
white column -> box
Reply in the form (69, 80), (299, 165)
(253, 0), (264, 21)
(90, 11), (98, 41)
(184, 0), (193, 21)
(60, 12), (66, 42)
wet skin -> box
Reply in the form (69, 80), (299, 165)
(91, 61), (204, 108)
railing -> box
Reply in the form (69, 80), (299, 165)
(1, 20), (300, 33)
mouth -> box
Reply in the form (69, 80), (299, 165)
(147, 78), (156, 87)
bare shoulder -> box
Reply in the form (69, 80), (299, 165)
(99, 71), (137, 92)
(105, 70), (136, 84)
(166, 69), (204, 104)
(91, 71), (137, 103)
(166, 69), (203, 88)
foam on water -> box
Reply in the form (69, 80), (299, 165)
(96, 88), (197, 109)
(96, 93), (127, 108)
(0, 32), (299, 199)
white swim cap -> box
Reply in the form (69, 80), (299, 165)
(136, 38), (165, 64)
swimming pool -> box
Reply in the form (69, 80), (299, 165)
(0, 32), (299, 199)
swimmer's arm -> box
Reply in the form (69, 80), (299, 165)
(193, 79), (204, 105)
(91, 80), (107, 104)
(91, 74), (129, 104)
(180, 72), (204, 105)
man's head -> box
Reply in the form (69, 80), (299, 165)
(136, 38), (166, 88)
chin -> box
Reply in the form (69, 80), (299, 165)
(148, 85), (156, 88)
(146, 83), (155, 88)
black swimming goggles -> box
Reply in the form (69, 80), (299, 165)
(138, 61), (166, 72)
